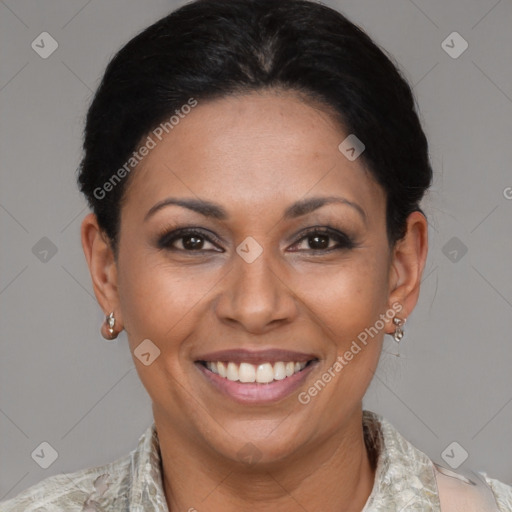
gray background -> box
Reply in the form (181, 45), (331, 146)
(1, 0), (511, 501)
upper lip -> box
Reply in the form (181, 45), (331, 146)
(195, 349), (318, 365)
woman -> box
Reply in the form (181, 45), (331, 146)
(2, 0), (511, 510)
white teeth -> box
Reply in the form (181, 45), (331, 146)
(204, 360), (309, 383)
(273, 361), (286, 380)
(217, 361), (227, 378)
(239, 362), (256, 383)
(206, 361), (218, 374)
(226, 362), (239, 381)
(256, 363), (274, 383)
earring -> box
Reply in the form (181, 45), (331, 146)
(102, 311), (118, 341)
(386, 316), (406, 357)
(393, 316), (406, 342)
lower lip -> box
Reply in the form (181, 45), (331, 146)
(196, 362), (317, 404)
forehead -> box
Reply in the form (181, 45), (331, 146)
(122, 90), (384, 222)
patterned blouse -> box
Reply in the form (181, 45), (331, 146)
(1, 410), (511, 511)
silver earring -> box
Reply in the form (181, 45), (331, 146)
(103, 311), (117, 341)
(107, 312), (115, 336)
(393, 316), (406, 342)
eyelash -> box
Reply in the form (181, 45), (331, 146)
(156, 226), (357, 254)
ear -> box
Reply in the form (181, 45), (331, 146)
(386, 211), (429, 333)
(81, 212), (123, 328)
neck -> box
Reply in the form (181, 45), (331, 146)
(156, 408), (377, 512)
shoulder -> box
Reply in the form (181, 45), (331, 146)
(362, 410), (512, 512)
(433, 463), (512, 512)
(0, 453), (131, 511)
(482, 473), (512, 512)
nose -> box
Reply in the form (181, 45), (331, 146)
(214, 248), (298, 334)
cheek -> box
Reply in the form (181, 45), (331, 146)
(118, 239), (389, 350)
(327, 255), (389, 391)
(298, 250), (389, 341)
(116, 247), (223, 358)
(297, 251), (389, 402)
(116, 256), (209, 411)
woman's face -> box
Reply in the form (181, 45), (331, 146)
(83, 89), (426, 463)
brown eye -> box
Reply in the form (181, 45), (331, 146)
(180, 233), (206, 250)
(290, 227), (356, 252)
(157, 226), (356, 254)
(157, 228), (221, 252)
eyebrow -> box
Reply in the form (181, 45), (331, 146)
(144, 195), (367, 224)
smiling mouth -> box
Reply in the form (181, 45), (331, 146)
(198, 360), (317, 384)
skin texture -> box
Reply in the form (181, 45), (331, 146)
(81, 89), (428, 511)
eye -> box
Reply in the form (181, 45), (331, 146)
(157, 228), (222, 252)
(156, 226), (357, 253)
(290, 227), (356, 252)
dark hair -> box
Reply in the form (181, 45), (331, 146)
(77, 0), (432, 258)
